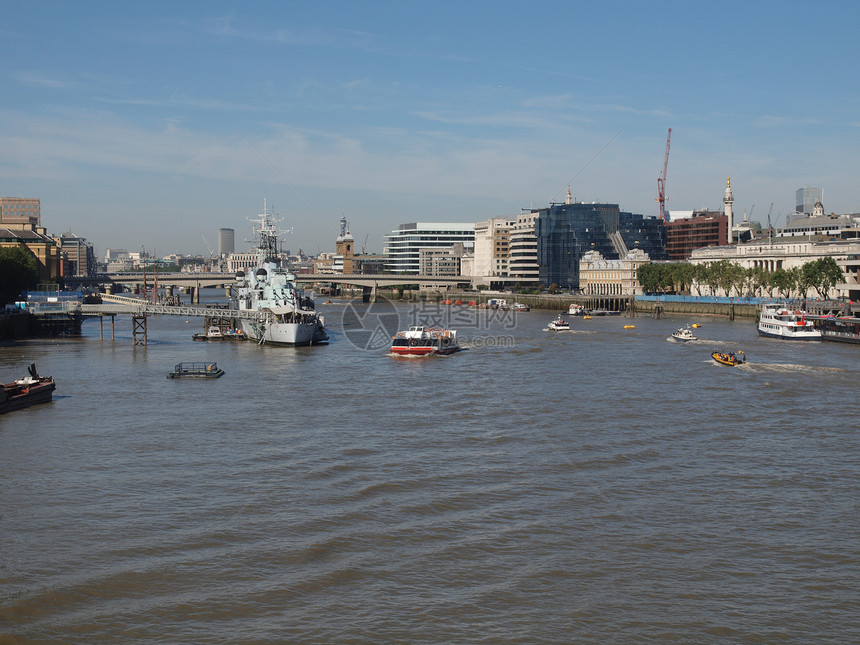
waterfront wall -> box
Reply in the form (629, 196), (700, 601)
(0, 313), (33, 340)
(631, 299), (759, 319)
(375, 289), (763, 319)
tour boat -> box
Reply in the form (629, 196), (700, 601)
(711, 351), (745, 366)
(390, 326), (461, 356)
(1, 364), (56, 414)
(671, 326), (698, 342)
(757, 303), (820, 340)
(547, 316), (570, 331)
(568, 304), (585, 315)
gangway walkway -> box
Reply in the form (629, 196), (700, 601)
(80, 293), (274, 322)
(79, 293), (274, 345)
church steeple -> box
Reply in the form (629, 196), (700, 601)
(336, 216), (355, 273)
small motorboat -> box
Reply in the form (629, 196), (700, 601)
(193, 326), (246, 341)
(624, 324), (636, 329)
(711, 351), (745, 366)
(672, 326), (698, 342)
(167, 362), (225, 378)
(511, 302), (530, 312)
(547, 316), (570, 331)
(1, 364), (56, 414)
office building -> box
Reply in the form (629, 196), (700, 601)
(0, 197), (40, 226)
(473, 217), (515, 282)
(509, 211), (539, 282)
(55, 232), (96, 277)
(664, 210), (729, 260)
(535, 197), (666, 291)
(384, 222), (474, 274)
(218, 228), (235, 256)
(419, 243), (468, 277)
(796, 187), (823, 215)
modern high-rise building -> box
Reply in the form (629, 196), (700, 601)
(796, 187), (823, 215)
(218, 228), (235, 256)
(0, 197), (40, 225)
(509, 211), (539, 282)
(384, 222), (475, 274)
(535, 200), (666, 290)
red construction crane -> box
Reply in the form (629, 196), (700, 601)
(656, 128), (672, 222)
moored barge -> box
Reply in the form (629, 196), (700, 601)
(1, 364), (56, 414)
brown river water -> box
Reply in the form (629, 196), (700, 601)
(1, 295), (858, 643)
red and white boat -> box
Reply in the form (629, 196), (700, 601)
(390, 326), (461, 356)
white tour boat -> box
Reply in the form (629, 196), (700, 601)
(757, 303), (821, 340)
(390, 326), (461, 356)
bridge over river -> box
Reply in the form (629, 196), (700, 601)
(66, 272), (472, 300)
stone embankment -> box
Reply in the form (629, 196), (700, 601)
(378, 290), (761, 319)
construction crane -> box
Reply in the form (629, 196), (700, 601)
(656, 128), (672, 222)
(361, 233), (369, 254)
(201, 234), (215, 257)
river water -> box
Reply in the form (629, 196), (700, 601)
(1, 295), (858, 643)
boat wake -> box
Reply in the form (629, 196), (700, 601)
(748, 362), (848, 374)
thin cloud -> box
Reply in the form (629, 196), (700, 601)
(96, 95), (271, 113)
(753, 115), (825, 128)
(14, 71), (80, 89)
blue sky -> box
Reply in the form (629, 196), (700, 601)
(2, 1), (859, 257)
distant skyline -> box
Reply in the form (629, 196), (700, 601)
(2, 1), (859, 256)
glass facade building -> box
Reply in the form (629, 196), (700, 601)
(535, 202), (666, 290)
(796, 187), (823, 215)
